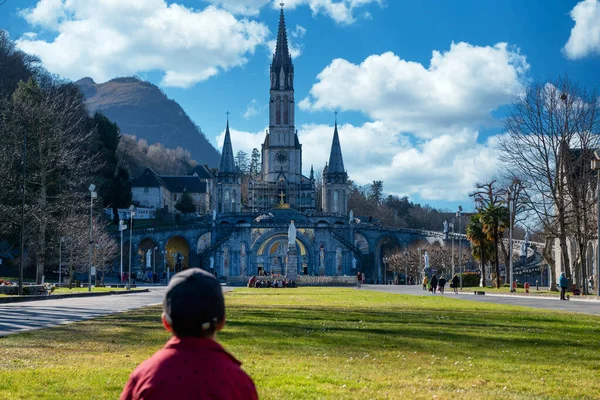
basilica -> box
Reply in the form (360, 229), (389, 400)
(216, 6), (347, 216)
(126, 8), (450, 283)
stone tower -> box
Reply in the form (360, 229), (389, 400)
(322, 117), (348, 214)
(261, 5), (302, 184)
(217, 117), (241, 213)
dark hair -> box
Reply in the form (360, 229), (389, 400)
(163, 268), (225, 338)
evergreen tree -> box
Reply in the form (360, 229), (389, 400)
(175, 191), (196, 214)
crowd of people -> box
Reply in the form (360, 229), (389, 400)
(247, 276), (297, 288)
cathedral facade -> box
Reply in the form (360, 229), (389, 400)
(124, 8), (454, 283)
(216, 7), (346, 215)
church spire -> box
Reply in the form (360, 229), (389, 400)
(327, 113), (345, 173)
(270, 3), (294, 90)
(219, 112), (236, 174)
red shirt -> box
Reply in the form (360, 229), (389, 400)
(120, 336), (258, 400)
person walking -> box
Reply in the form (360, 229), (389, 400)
(422, 275), (429, 291)
(357, 271), (362, 289)
(430, 274), (438, 294)
(451, 274), (460, 294)
(559, 272), (569, 300)
(438, 275), (446, 294)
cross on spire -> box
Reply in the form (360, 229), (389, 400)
(226, 110), (230, 120)
(280, 2), (285, 9)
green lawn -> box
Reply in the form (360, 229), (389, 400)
(1, 288), (599, 399)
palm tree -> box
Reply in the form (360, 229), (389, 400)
(479, 203), (509, 288)
(466, 212), (493, 287)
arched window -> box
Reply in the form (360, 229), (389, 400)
(232, 189), (237, 212)
(333, 190), (339, 213)
(283, 96), (288, 124)
(224, 189), (230, 213)
(276, 96), (281, 125)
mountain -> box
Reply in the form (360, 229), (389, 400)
(76, 76), (220, 167)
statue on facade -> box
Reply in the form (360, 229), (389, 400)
(288, 220), (296, 246)
(443, 220), (448, 233)
(424, 251), (430, 270)
(146, 249), (152, 269)
(349, 210), (354, 223)
(520, 241), (526, 256)
(319, 246), (325, 268)
(209, 256), (214, 271)
(524, 230), (530, 245)
(212, 209), (217, 221)
(352, 256), (357, 270)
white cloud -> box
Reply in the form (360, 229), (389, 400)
(216, 120), (498, 201)
(563, 0), (600, 59)
(17, 1), (270, 87)
(292, 24), (307, 39)
(301, 42), (528, 138)
(243, 99), (261, 119)
(19, 0), (67, 29)
(219, 40), (525, 201)
(207, 0), (382, 24)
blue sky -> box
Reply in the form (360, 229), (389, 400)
(1, 0), (599, 211)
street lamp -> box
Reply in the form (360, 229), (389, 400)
(119, 219), (127, 284)
(88, 184), (97, 292)
(404, 250), (409, 285)
(507, 189), (514, 292)
(383, 255), (388, 285)
(59, 236), (64, 285)
(153, 246), (157, 274)
(457, 205), (463, 290)
(450, 221), (455, 277)
(591, 151), (600, 297)
(128, 205), (136, 290)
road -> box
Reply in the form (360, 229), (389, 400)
(363, 284), (600, 316)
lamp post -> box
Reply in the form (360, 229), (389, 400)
(18, 125), (27, 295)
(507, 189), (514, 292)
(119, 219), (127, 284)
(450, 221), (455, 277)
(153, 246), (157, 274)
(88, 184), (97, 292)
(383, 255), (388, 285)
(418, 247), (422, 282)
(591, 151), (600, 296)
(58, 237), (64, 285)
(457, 205), (463, 290)
(404, 250), (408, 285)
(128, 205), (136, 290)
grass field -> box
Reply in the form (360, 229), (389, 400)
(1, 288), (599, 399)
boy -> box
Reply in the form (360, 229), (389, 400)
(120, 268), (258, 400)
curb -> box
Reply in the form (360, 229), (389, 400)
(0, 289), (150, 304)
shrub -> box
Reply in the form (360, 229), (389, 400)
(461, 272), (480, 287)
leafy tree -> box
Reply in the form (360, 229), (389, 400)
(370, 181), (383, 205)
(466, 212), (494, 287)
(175, 191), (196, 214)
(235, 150), (249, 175)
(250, 148), (261, 177)
(93, 112), (131, 223)
(470, 180), (509, 288)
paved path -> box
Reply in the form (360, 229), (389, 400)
(0, 287), (233, 337)
(363, 285), (600, 316)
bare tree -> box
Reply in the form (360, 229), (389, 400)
(497, 76), (600, 290)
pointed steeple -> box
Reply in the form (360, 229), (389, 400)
(219, 113), (236, 174)
(328, 113), (345, 173)
(270, 4), (294, 90)
(310, 165), (314, 181)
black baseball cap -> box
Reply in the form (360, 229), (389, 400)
(163, 268), (225, 337)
